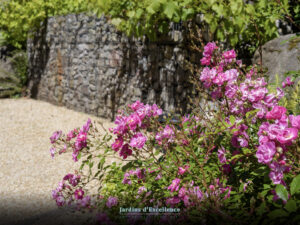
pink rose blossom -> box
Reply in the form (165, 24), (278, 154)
(266, 106), (287, 120)
(276, 128), (298, 145)
(129, 132), (147, 149)
(106, 196), (118, 208)
(203, 42), (217, 57)
(74, 188), (85, 200)
(282, 76), (294, 88)
(129, 100), (144, 111)
(256, 141), (276, 164)
(119, 144), (132, 159)
(178, 165), (190, 175)
(55, 195), (65, 206)
(289, 115), (300, 129)
(200, 56), (211, 65)
(82, 118), (91, 133)
(165, 196), (181, 206)
(126, 113), (142, 131)
(217, 147), (226, 164)
(223, 49), (236, 60)
(112, 136), (123, 151)
(168, 178), (181, 192)
(80, 195), (91, 208)
(50, 130), (62, 144)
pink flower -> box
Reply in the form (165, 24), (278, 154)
(66, 128), (78, 141)
(126, 113), (142, 131)
(282, 76), (294, 88)
(200, 67), (217, 88)
(112, 136), (123, 151)
(203, 42), (217, 57)
(225, 85), (238, 99)
(200, 56), (211, 65)
(218, 147), (226, 164)
(74, 188), (84, 200)
(129, 132), (147, 149)
(168, 178), (181, 192)
(289, 115), (300, 129)
(119, 144), (132, 159)
(178, 165), (189, 175)
(113, 115), (128, 135)
(82, 118), (91, 133)
(106, 196), (118, 208)
(165, 196), (181, 206)
(248, 87), (268, 102)
(136, 104), (152, 120)
(75, 131), (87, 150)
(256, 141), (276, 164)
(266, 106), (287, 120)
(223, 49), (236, 60)
(129, 100), (144, 111)
(80, 195), (91, 208)
(269, 162), (285, 184)
(151, 104), (163, 116)
(162, 125), (175, 140)
(189, 186), (203, 200)
(50, 147), (56, 158)
(224, 69), (239, 83)
(50, 130), (62, 144)
(55, 195), (65, 206)
(135, 168), (145, 179)
(72, 151), (79, 162)
(237, 137), (248, 147)
(137, 186), (146, 195)
(276, 128), (298, 144)
(155, 173), (162, 180)
(122, 172), (132, 185)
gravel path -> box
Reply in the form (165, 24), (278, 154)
(0, 98), (114, 225)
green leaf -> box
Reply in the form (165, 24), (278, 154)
(275, 184), (289, 201)
(163, 1), (178, 19)
(181, 8), (194, 21)
(284, 199), (297, 213)
(146, 0), (161, 14)
(290, 174), (300, 195)
(229, 115), (236, 125)
(268, 209), (288, 219)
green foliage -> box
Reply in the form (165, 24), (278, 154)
(0, 50), (28, 98)
(0, 0), (88, 48)
(267, 67), (300, 115)
(89, 0), (289, 51)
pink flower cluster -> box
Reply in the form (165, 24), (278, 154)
(166, 179), (231, 208)
(122, 168), (146, 185)
(199, 43), (283, 121)
(49, 119), (92, 161)
(200, 42), (217, 66)
(256, 106), (299, 184)
(52, 173), (81, 207)
(72, 119), (91, 162)
(106, 196), (118, 208)
(111, 101), (163, 159)
(282, 76), (294, 88)
(155, 124), (175, 145)
(50, 130), (62, 144)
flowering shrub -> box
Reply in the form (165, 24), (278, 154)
(49, 43), (300, 225)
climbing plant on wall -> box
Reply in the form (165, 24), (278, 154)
(0, 0), (88, 48)
(89, 0), (294, 52)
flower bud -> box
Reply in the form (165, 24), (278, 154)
(276, 147), (283, 154)
(279, 160), (286, 166)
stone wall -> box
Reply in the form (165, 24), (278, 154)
(27, 14), (200, 120)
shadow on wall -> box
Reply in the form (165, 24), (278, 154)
(26, 14), (200, 121)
